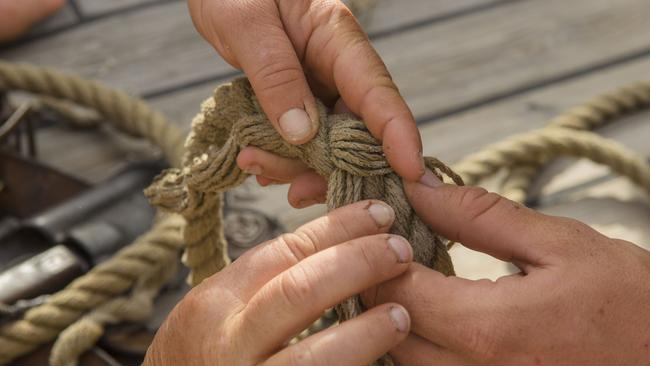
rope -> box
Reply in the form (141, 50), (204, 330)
(0, 60), (187, 365)
(0, 215), (184, 365)
(145, 78), (459, 365)
(0, 60), (649, 365)
(495, 82), (650, 202)
(0, 61), (185, 167)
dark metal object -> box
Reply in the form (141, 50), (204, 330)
(0, 103), (38, 157)
(0, 245), (85, 307)
(0, 151), (89, 218)
(0, 161), (163, 305)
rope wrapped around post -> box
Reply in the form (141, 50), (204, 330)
(145, 77), (462, 365)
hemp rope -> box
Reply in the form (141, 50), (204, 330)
(1, 60), (649, 365)
(0, 61), (186, 365)
(494, 82), (650, 203)
(144, 77), (459, 366)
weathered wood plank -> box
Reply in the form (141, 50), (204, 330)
(35, 41), (650, 234)
(420, 57), (650, 280)
(362, 0), (496, 34)
(376, 0), (650, 122)
(0, 0), (494, 95)
(78, 0), (162, 16)
(28, 3), (79, 36)
(11, 0), (646, 124)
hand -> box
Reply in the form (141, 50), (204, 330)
(361, 176), (650, 365)
(144, 200), (414, 365)
(188, 0), (424, 206)
(0, 0), (64, 42)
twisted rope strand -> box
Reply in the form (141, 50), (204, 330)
(1, 60), (649, 366)
(0, 216), (184, 364)
(0, 61), (188, 365)
(455, 127), (650, 195)
(0, 61), (185, 167)
(498, 82), (650, 202)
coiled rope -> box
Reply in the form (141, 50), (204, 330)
(0, 60), (649, 365)
(0, 60), (186, 366)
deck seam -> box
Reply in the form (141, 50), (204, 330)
(0, 0), (181, 51)
(414, 45), (650, 125)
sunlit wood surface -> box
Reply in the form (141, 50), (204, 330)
(2, 0), (650, 280)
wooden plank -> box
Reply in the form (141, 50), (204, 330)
(418, 57), (650, 280)
(418, 58), (650, 164)
(40, 33), (650, 236)
(375, 0), (650, 122)
(8, 0), (649, 111)
(28, 3), (79, 36)
(1, 2), (222, 95)
(0, 0), (492, 96)
(78, 0), (161, 16)
(5, 0), (649, 116)
(359, 0), (496, 34)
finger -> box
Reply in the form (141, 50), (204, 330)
(404, 175), (600, 268)
(256, 175), (284, 187)
(362, 263), (506, 355)
(288, 171), (328, 208)
(239, 233), (413, 357)
(390, 334), (468, 366)
(333, 97), (357, 116)
(228, 8), (318, 145)
(264, 304), (410, 366)
(216, 200), (395, 300)
(237, 146), (312, 181)
(308, 6), (424, 181)
(0, 0), (65, 42)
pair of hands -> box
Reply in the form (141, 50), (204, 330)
(145, 179), (650, 365)
(144, 1), (650, 364)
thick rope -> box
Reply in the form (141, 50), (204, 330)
(0, 215), (184, 365)
(497, 82), (650, 202)
(1, 60), (649, 365)
(0, 61), (185, 167)
(49, 259), (179, 366)
(0, 61), (187, 365)
(145, 78), (459, 365)
(454, 127), (650, 196)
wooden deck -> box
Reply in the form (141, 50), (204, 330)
(2, 0), (650, 280)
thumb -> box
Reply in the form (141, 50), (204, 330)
(404, 171), (590, 269)
(232, 24), (319, 145)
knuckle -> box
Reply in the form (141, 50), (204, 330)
(174, 288), (209, 321)
(355, 234), (397, 275)
(311, 0), (355, 25)
(457, 320), (503, 364)
(457, 187), (505, 224)
(251, 59), (305, 95)
(353, 237), (382, 274)
(278, 265), (316, 309)
(276, 231), (318, 264)
(358, 83), (399, 113)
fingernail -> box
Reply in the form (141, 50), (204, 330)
(296, 198), (318, 208)
(388, 236), (411, 263)
(420, 169), (443, 188)
(244, 164), (262, 175)
(367, 202), (394, 227)
(389, 306), (410, 333)
(279, 108), (313, 143)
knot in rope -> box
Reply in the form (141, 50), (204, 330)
(145, 78), (458, 366)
